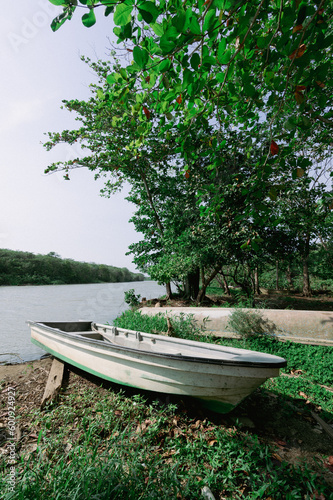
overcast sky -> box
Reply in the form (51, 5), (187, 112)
(1, 1), (142, 272)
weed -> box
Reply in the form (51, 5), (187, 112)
(124, 289), (141, 308)
(114, 309), (209, 341)
(227, 308), (278, 339)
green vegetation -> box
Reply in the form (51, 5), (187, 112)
(124, 288), (142, 308)
(114, 309), (207, 341)
(0, 249), (143, 286)
(2, 387), (331, 500)
(226, 308), (278, 338)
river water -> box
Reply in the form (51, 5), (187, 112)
(0, 281), (166, 364)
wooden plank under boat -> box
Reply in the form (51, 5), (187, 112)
(27, 321), (287, 413)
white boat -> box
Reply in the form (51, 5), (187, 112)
(28, 321), (287, 413)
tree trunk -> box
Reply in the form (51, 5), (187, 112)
(165, 282), (173, 299)
(302, 233), (311, 297)
(184, 269), (200, 300)
(302, 259), (311, 296)
(196, 266), (221, 305)
(219, 269), (231, 296)
(254, 267), (260, 295)
(276, 261), (279, 290)
(286, 264), (294, 290)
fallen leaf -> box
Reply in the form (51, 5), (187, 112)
(272, 452), (283, 462)
(208, 439), (217, 446)
(312, 491), (326, 500)
(176, 94), (182, 104)
(275, 439), (287, 448)
(299, 391), (308, 399)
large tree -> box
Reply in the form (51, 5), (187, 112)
(43, 2), (333, 295)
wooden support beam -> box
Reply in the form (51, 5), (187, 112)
(311, 411), (333, 440)
(41, 358), (66, 409)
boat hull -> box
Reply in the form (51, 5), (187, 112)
(28, 321), (286, 413)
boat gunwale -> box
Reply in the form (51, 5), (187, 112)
(28, 321), (287, 369)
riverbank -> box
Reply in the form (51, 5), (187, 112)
(1, 355), (333, 498)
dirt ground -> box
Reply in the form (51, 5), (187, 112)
(1, 357), (333, 490)
(144, 290), (333, 311)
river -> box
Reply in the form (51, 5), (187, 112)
(0, 281), (166, 364)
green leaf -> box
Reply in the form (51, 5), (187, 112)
(299, 115), (312, 129)
(203, 9), (217, 32)
(105, 7), (113, 16)
(189, 16), (201, 35)
(133, 46), (149, 69)
(51, 13), (67, 32)
(96, 89), (105, 100)
(160, 36), (176, 54)
(82, 9), (96, 28)
(245, 84), (256, 97)
(138, 2), (159, 23)
(138, 8), (153, 23)
(151, 23), (164, 36)
(114, 2), (133, 26)
(217, 39), (226, 63)
(190, 53), (200, 70)
(49, 0), (67, 5)
(285, 116), (297, 131)
(172, 10), (186, 32)
(268, 188), (278, 201)
(158, 59), (172, 72)
(219, 49), (231, 65)
(296, 5), (307, 25)
(256, 37), (267, 49)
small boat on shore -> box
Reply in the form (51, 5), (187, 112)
(27, 321), (287, 413)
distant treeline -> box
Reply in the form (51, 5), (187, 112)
(0, 249), (144, 286)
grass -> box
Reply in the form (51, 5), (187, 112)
(1, 385), (332, 500)
(1, 311), (332, 499)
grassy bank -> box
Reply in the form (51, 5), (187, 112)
(1, 312), (332, 499)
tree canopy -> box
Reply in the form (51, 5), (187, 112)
(48, 1), (333, 175)
(43, 0), (333, 298)
(0, 248), (144, 286)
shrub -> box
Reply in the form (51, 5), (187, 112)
(124, 289), (141, 307)
(227, 308), (278, 339)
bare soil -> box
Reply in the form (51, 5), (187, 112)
(1, 358), (333, 489)
(143, 290), (333, 311)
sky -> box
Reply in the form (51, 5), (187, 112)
(1, 1), (142, 272)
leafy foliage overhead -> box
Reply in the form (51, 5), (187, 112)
(48, 1), (333, 177)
